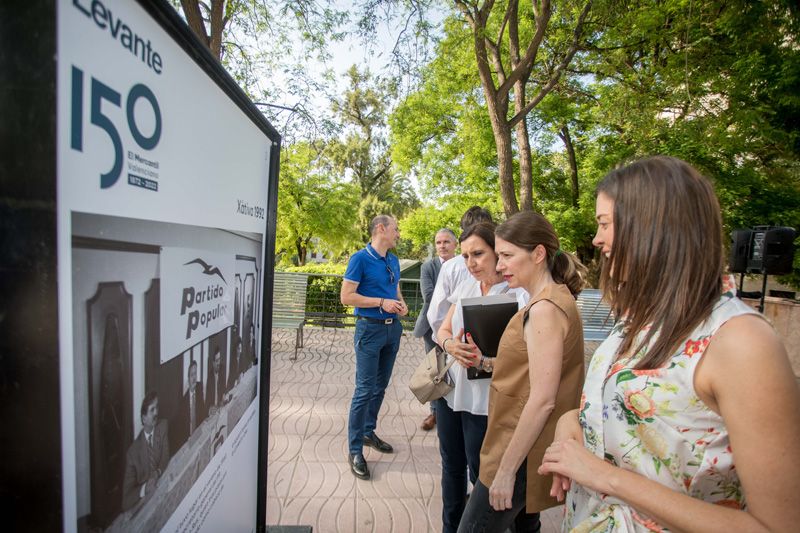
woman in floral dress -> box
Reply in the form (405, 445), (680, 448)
(538, 156), (800, 531)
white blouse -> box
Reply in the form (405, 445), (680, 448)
(443, 278), (528, 416)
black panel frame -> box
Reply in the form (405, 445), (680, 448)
(0, 0), (281, 530)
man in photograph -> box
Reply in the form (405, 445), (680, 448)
(249, 323), (257, 365)
(179, 359), (206, 440)
(227, 336), (244, 392)
(206, 346), (226, 415)
(413, 228), (457, 431)
(122, 392), (169, 511)
(341, 215), (408, 480)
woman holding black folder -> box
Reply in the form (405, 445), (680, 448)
(456, 211), (586, 532)
(436, 221), (528, 533)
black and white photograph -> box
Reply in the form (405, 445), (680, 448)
(70, 212), (261, 532)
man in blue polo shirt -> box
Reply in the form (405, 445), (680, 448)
(340, 214), (408, 479)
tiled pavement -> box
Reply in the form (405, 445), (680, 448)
(266, 327), (564, 533)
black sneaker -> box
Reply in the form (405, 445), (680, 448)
(363, 433), (393, 453)
(349, 453), (370, 480)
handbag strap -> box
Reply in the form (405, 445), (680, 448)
(434, 354), (458, 383)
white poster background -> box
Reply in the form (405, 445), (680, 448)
(160, 247), (235, 363)
(57, 0), (270, 531)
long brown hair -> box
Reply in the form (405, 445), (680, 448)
(597, 156), (723, 369)
(495, 211), (586, 297)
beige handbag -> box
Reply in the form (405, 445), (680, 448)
(409, 345), (457, 404)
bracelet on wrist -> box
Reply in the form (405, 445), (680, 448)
(442, 338), (453, 353)
(379, 297), (384, 309)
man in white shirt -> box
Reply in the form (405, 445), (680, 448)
(413, 228), (457, 430)
(426, 207), (494, 345)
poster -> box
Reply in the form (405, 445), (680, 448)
(160, 247), (235, 363)
(56, 1), (276, 531)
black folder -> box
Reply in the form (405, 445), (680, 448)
(460, 294), (519, 379)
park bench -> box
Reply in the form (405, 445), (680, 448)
(272, 272), (308, 360)
(577, 288), (615, 342)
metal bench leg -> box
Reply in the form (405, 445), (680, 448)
(299, 324), (304, 348)
(291, 327), (301, 361)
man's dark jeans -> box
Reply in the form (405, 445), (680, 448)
(348, 318), (402, 455)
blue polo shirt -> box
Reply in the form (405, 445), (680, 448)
(343, 243), (401, 318)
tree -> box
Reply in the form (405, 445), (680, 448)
(453, 0), (593, 216)
(175, 0), (346, 61)
(398, 195), (504, 258)
(569, 0), (800, 283)
(390, 16), (504, 205)
(580, 1), (799, 227)
(328, 66), (420, 238)
(276, 142), (361, 265)
(173, 0), (348, 133)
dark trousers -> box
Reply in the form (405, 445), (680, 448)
(456, 461), (541, 533)
(347, 319), (402, 454)
(435, 398), (488, 533)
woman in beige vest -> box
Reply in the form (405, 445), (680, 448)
(457, 211), (586, 532)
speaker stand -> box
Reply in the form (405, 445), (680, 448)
(759, 273), (768, 313)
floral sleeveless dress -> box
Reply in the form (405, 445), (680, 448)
(564, 276), (762, 532)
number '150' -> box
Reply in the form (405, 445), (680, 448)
(70, 66), (162, 189)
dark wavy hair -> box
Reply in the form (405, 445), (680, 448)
(460, 221), (497, 250)
(460, 206), (493, 232)
(597, 156), (723, 369)
(495, 211), (586, 297)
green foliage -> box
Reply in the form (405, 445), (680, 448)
(276, 142), (361, 266)
(329, 66), (420, 239)
(283, 263), (349, 321)
(398, 195), (506, 259)
(173, 0), (347, 107)
(283, 262), (346, 275)
(181, 0), (800, 288)
(576, 0), (800, 285)
(390, 17), (500, 202)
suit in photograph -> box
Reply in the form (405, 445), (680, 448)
(121, 420), (169, 511)
(175, 382), (206, 448)
(227, 353), (241, 392)
(206, 363), (226, 411)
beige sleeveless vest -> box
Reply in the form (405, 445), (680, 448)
(478, 283), (585, 512)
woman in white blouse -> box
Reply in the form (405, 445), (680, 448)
(435, 221), (528, 533)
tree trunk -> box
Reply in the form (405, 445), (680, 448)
(493, 121), (519, 217)
(180, 0), (226, 61)
(558, 125), (580, 208)
(483, 85), (517, 216)
(479, 42), (517, 216)
(515, 80), (533, 211)
(208, 0), (225, 60)
(295, 237), (307, 266)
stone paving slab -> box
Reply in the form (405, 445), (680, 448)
(267, 327), (563, 532)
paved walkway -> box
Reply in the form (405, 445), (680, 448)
(266, 327), (564, 532)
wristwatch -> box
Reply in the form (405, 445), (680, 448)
(480, 355), (494, 372)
